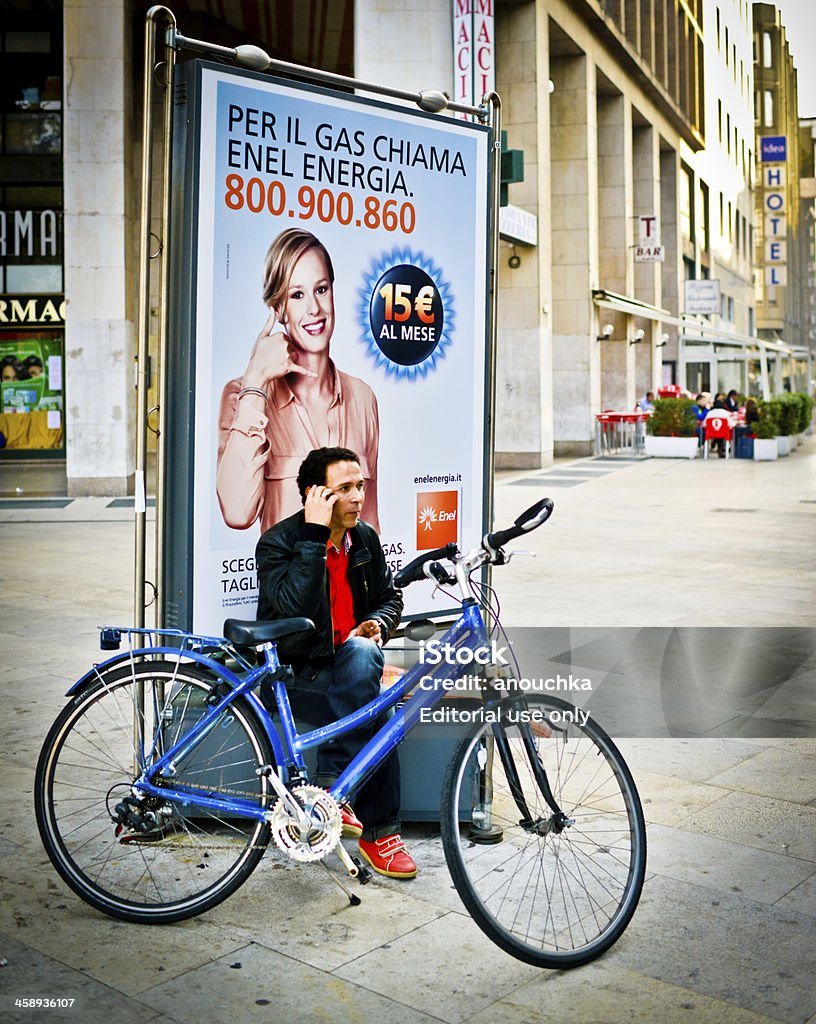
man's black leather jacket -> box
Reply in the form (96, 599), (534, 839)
(255, 510), (403, 667)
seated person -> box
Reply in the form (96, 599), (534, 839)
(692, 393), (709, 446)
(704, 402), (730, 456)
(255, 446), (416, 879)
(638, 391), (655, 412)
(724, 389), (739, 413)
(744, 397), (759, 429)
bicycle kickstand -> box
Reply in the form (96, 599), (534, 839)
(320, 843), (372, 906)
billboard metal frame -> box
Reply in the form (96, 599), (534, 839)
(135, 5), (502, 629)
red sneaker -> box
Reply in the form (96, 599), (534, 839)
(358, 834), (417, 879)
(340, 804), (363, 839)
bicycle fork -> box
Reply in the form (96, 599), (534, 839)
(470, 718), (574, 840)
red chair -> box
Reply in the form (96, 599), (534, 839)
(703, 414), (733, 459)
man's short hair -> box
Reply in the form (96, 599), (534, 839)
(297, 447), (360, 502)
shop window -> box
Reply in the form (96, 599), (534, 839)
(5, 112), (61, 154)
(6, 265), (62, 292)
(5, 31), (50, 53)
(0, 328), (64, 452)
(1, 16), (64, 460)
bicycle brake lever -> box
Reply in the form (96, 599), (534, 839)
(503, 549), (536, 563)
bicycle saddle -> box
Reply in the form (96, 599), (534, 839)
(223, 617), (315, 647)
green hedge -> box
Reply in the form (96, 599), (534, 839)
(646, 397), (698, 437)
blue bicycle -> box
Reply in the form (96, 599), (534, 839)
(35, 498), (646, 968)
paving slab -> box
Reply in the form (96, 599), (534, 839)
(608, 874), (816, 1023)
(0, 845), (249, 998)
(706, 746), (816, 804)
(468, 961), (783, 1024)
(332, 911), (541, 1023)
(643, 822), (815, 903)
(205, 848), (445, 972)
(136, 940), (443, 1024)
(0, 933), (164, 1024)
(678, 790), (816, 862)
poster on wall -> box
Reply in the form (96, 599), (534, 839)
(168, 63), (491, 634)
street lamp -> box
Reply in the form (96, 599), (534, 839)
(596, 323), (614, 341)
(628, 328), (645, 346)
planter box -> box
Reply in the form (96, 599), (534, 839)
(644, 435), (698, 459)
(754, 438), (778, 461)
(777, 435), (792, 457)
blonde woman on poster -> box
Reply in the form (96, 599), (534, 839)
(216, 228), (380, 533)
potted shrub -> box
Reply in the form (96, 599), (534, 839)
(775, 393), (799, 451)
(791, 391), (814, 439)
(644, 397), (699, 458)
(753, 400), (778, 461)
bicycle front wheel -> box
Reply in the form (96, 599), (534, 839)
(35, 660), (273, 923)
(441, 694), (646, 968)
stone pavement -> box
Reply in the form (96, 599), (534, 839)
(1, 440), (815, 1024)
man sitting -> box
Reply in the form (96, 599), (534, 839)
(255, 446), (416, 878)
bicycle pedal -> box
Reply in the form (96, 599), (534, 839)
(351, 856), (372, 884)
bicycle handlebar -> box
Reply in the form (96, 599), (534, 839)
(393, 498), (554, 589)
(482, 497), (554, 555)
(394, 543), (455, 589)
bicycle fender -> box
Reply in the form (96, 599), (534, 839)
(66, 647), (245, 696)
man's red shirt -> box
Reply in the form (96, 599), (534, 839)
(326, 532), (355, 649)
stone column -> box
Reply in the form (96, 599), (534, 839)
(660, 146), (681, 382)
(63, 0), (134, 495)
(597, 92), (633, 411)
(550, 52), (598, 456)
(494, 1), (553, 468)
(633, 122), (663, 395)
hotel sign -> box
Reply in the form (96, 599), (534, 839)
(760, 135), (787, 163)
(761, 160), (787, 289)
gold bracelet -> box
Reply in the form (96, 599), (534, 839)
(238, 386), (269, 405)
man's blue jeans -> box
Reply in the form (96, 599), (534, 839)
(290, 637), (401, 841)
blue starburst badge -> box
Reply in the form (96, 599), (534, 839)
(358, 249), (455, 379)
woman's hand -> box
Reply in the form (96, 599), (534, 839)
(241, 310), (317, 388)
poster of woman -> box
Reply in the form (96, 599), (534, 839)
(180, 64), (490, 632)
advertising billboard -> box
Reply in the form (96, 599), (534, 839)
(165, 62), (492, 634)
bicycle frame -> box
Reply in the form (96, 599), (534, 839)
(83, 599), (494, 822)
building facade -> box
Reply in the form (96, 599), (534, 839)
(0, 0), (812, 492)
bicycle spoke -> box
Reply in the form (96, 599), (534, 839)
(36, 662), (272, 923)
(442, 694), (646, 968)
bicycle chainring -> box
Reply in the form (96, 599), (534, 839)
(269, 785), (342, 863)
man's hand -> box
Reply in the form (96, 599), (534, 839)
(304, 485), (338, 528)
(348, 619), (382, 646)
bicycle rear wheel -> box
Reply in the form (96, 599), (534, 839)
(441, 694), (646, 968)
(35, 660), (273, 923)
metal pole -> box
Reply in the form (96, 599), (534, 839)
(135, 6), (176, 630)
(483, 92), (502, 561)
(155, 21), (177, 629)
(172, 32), (485, 120)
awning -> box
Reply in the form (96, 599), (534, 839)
(592, 289), (794, 355)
